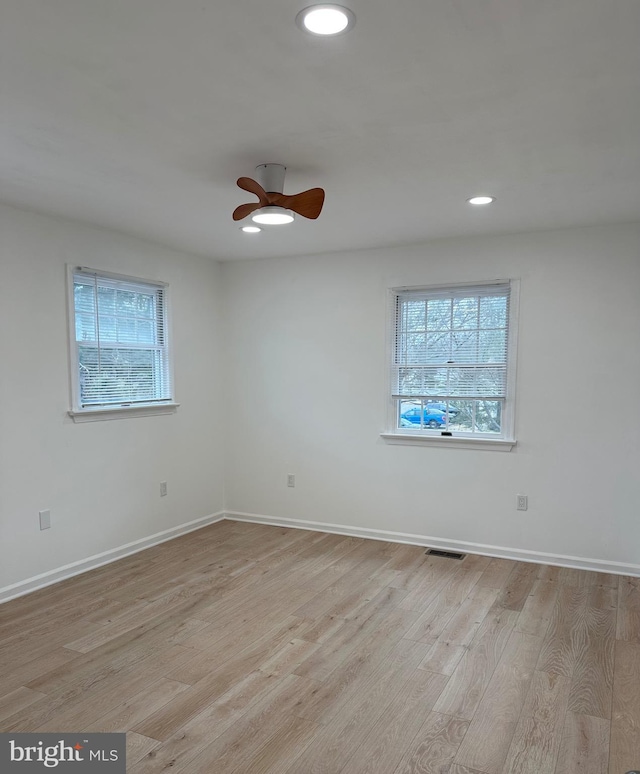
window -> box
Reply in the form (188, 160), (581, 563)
(388, 281), (517, 446)
(68, 267), (176, 420)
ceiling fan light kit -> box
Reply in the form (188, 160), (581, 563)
(232, 163), (325, 226)
(296, 4), (356, 36)
(251, 207), (295, 225)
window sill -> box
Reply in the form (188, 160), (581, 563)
(68, 403), (180, 423)
(380, 432), (516, 452)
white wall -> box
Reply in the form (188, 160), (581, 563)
(1, 211), (638, 596)
(0, 204), (225, 592)
(222, 223), (640, 569)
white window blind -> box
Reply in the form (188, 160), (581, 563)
(72, 268), (173, 409)
(393, 283), (510, 401)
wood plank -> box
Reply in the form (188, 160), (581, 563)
(609, 639), (640, 774)
(559, 568), (619, 588)
(435, 586), (499, 646)
(418, 640), (467, 676)
(126, 733), (160, 767)
(477, 557), (517, 589)
(334, 670), (449, 774)
(294, 604), (417, 683)
(128, 670), (314, 774)
(0, 647), (79, 696)
(515, 579), (559, 636)
(134, 619), (311, 740)
(501, 670), (571, 774)
(432, 607), (519, 719)
(387, 545), (437, 590)
(449, 766), (486, 774)
(617, 577), (640, 641)
(496, 561), (538, 611)
(153, 674), (320, 774)
(454, 632), (543, 774)
(167, 615), (309, 685)
(567, 606), (615, 719)
(293, 638), (430, 727)
(283, 640), (429, 774)
(537, 565), (561, 582)
(536, 585), (589, 677)
(459, 554), (492, 571)
(0, 686), (47, 723)
(393, 712), (469, 774)
(84, 678), (191, 732)
(228, 714), (317, 774)
(4, 645), (196, 733)
(28, 647), (196, 733)
(555, 712), (610, 774)
(399, 561), (461, 613)
(402, 572), (486, 643)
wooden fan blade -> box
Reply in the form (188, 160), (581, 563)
(232, 202), (262, 221)
(236, 177), (268, 205)
(275, 188), (325, 219)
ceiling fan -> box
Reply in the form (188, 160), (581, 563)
(233, 164), (325, 224)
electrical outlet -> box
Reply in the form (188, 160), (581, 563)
(516, 494), (528, 511)
(160, 481), (168, 497)
(287, 474), (295, 488)
(39, 509), (51, 530)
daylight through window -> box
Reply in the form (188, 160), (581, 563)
(392, 282), (515, 438)
(71, 268), (173, 411)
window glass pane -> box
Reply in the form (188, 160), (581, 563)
(403, 332), (426, 361)
(402, 300), (425, 331)
(398, 400), (421, 428)
(452, 296), (478, 329)
(393, 285), (511, 437)
(78, 346), (159, 405)
(447, 367), (478, 396)
(74, 283), (95, 314)
(98, 316), (117, 342)
(479, 295), (507, 328)
(423, 367), (449, 395)
(116, 290), (137, 315)
(476, 366), (506, 395)
(447, 400), (474, 431)
(97, 286), (116, 314)
(117, 318), (137, 343)
(426, 332), (450, 363)
(137, 320), (155, 344)
(478, 330), (506, 363)
(427, 298), (451, 331)
(137, 293), (154, 318)
(75, 312), (96, 341)
(451, 330), (477, 363)
(73, 271), (171, 409)
(474, 400), (502, 433)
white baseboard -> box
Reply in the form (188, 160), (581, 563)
(0, 512), (225, 604)
(225, 511), (640, 578)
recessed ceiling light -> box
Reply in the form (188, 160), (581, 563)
(241, 225), (262, 233)
(252, 207), (295, 225)
(467, 195), (496, 205)
(296, 4), (356, 36)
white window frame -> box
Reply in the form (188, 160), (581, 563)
(381, 279), (519, 451)
(66, 266), (179, 422)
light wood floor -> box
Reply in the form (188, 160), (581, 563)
(1, 521), (638, 774)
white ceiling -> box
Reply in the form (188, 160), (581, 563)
(2, 0), (639, 260)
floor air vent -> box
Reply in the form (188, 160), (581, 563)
(425, 548), (466, 560)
